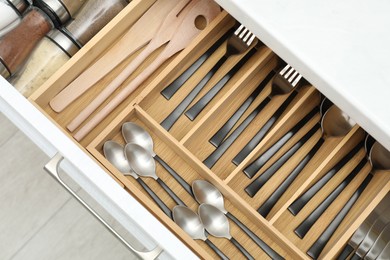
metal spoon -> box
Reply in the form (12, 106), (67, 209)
(124, 143), (186, 206)
(337, 197), (390, 260)
(364, 223), (390, 260)
(257, 105), (356, 218)
(122, 122), (192, 195)
(198, 204), (254, 260)
(307, 141), (390, 259)
(244, 99), (334, 197)
(103, 141), (172, 217)
(243, 97), (331, 179)
(377, 241), (390, 260)
(192, 180), (284, 259)
(289, 138), (366, 217)
(351, 207), (390, 260)
(172, 205), (228, 260)
(292, 135), (375, 238)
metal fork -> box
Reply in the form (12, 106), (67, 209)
(230, 64), (303, 165)
(203, 64), (302, 169)
(210, 64), (302, 148)
(161, 25), (256, 130)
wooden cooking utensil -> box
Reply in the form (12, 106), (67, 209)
(72, 0), (221, 141)
(67, 0), (193, 132)
(49, 0), (180, 113)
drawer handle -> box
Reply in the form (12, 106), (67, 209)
(44, 153), (163, 260)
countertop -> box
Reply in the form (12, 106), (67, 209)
(216, 0), (390, 150)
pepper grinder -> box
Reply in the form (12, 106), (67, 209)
(32, 0), (87, 27)
(10, 28), (80, 96)
(0, 7), (53, 78)
(0, 0), (30, 37)
(63, 0), (129, 47)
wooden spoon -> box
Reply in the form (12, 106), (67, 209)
(73, 0), (221, 141)
(67, 0), (192, 132)
(49, 0), (180, 113)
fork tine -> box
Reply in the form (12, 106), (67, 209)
(234, 24), (245, 35)
(284, 67), (295, 79)
(292, 74), (303, 87)
(239, 28), (249, 39)
(246, 34), (256, 46)
(242, 30), (251, 42)
(288, 71), (299, 83)
(279, 64), (291, 75)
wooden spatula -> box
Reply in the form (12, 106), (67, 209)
(72, 0), (221, 141)
(49, 0), (180, 113)
(67, 0), (193, 132)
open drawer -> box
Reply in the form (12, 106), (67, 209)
(2, 0), (390, 259)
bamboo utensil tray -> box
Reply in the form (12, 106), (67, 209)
(28, 0), (390, 258)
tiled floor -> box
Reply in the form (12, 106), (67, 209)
(0, 113), (138, 260)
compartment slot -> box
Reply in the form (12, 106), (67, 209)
(88, 105), (297, 260)
(273, 129), (390, 259)
(182, 75), (316, 180)
(138, 13), (242, 140)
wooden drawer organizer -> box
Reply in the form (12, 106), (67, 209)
(29, 0), (390, 259)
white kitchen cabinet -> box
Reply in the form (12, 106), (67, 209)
(1, 0), (389, 259)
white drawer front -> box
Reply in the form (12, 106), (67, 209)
(0, 77), (197, 260)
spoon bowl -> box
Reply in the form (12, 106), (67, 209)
(307, 141), (390, 258)
(125, 143), (186, 206)
(103, 141), (172, 217)
(192, 180), (226, 213)
(198, 204), (231, 239)
(321, 105), (356, 137)
(103, 141), (132, 175)
(124, 143), (157, 179)
(122, 122), (155, 156)
(122, 122), (193, 195)
(369, 142), (390, 170)
(192, 180), (284, 259)
(199, 204), (254, 259)
(173, 205), (229, 259)
(173, 205), (207, 241)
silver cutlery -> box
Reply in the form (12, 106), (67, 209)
(377, 241), (390, 260)
(203, 71), (275, 168)
(161, 29), (233, 100)
(122, 122), (193, 195)
(209, 76), (269, 147)
(232, 64), (304, 166)
(244, 98), (335, 195)
(294, 145), (366, 238)
(103, 141), (172, 217)
(203, 64), (303, 168)
(364, 223), (390, 260)
(199, 203), (255, 260)
(289, 138), (369, 216)
(161, 25), (256, 130)
(307, 141), (390, 259)
(124, 143), (186, 206)
(173, 205), (228, 260)
(243, 96), (331, 179)
(256, 105), (356, 218)
(337, 193), (390, 259)
(192, 180), (284, 259)
(185, 47), (257, 121)
(350, 206), (390, 259)
(243, 107), (318, 179)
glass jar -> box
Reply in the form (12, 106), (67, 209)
(0, 0), (29, 37)
(0, 7), (53, 78)
(64, 0), (129, 47)
(10, 28), (79, 96)
(32, 0), (86, 27)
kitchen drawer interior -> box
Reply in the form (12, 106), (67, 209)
(87, 105), (294, 259)
(21, 0), (389, 259)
